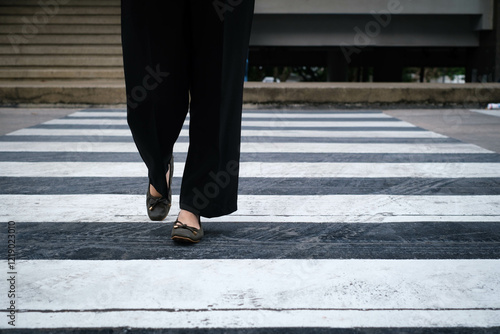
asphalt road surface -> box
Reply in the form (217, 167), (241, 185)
(0, 107), (499, 333)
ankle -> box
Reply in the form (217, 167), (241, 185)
(149, 184), (162, 198)
(177, 210), (200, 228)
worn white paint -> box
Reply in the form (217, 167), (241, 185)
(7, 128), (134, 137)
(67, 111), (394, 119)
(240, 112), (394, 119)
(67, 111), (127, 118)
(2, 109), (498, 331)
(1, 259), (498, 328)
(6, 128), (448, 138)
(13, 309), (500, 329)
(44, 119), (127, 125)
(1, 195), (499, 223)
(237, 162), (500, 178)
(2, 161), (500, 178)
(0, 142), (493, 153)
(205, 215), (500, 223)
(45, 118), (415, 128)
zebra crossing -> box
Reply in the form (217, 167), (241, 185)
(1, 108), (500, 331)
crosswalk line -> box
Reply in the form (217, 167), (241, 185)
(6, 128), (448, 138)
(67, 111), (395, 119)
(0, 141), (493, 153)
(1, 194), (499, 223)
(44, 118), (417, 128)
(1, 108), (499, 331)
(3, 259), (498, 329)
(15, 309), (500, 329)
(2, 161), (500, 178)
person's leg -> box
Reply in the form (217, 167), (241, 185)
(121, 0), (191, 200)
(178, 0), (255, 224)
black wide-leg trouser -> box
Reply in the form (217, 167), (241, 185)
(121, 0), (254, 218)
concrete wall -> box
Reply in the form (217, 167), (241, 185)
(249, 0), (499, 82)
(0, 0), (498, 85)
(250, 0), (494, 47)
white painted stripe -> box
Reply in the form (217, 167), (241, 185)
(2, 259), (498, 328)
(0, 142), (492, 153)
(239, 162), (500, 178)
(1, 195), (498, 223)
(44, 119), (126, 125)
(238, 142), (495, 154)
(68, 111), (393, 119)
(241, 112), (394, 119)
(6, 128), (448, 138)
(7, 128), (133, 137)
(67, 111), (126, 118)
(14, 310), (500, 329)
(2, 161), (500, 178)
(251, 120), (419, 128)
(44, 119), (415, 128)
(45, 119), (126, 125)
(204, 215), (500, 223)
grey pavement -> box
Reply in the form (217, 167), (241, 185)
(384, 109), (500, 153)
(0, 107), (79, 136)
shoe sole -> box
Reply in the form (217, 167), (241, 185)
(149, 215), (168, 221)
(171, 235), (200, 243)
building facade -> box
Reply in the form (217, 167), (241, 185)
(250, 0), (500, 82)
(0, 0), (498, 83)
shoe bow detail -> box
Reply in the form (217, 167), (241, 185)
(148, 196), (169, 211)
(173, 221), (199, 235)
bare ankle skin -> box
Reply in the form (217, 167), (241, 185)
(149, 167), (171, 198)
(177, 210), (200, 229)
(149, 184), (162, 197)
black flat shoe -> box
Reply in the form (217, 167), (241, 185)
(146, 187), (170, 221)
(146, 156), (173, 221)
(171, 216), (203, 243)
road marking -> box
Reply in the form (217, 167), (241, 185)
(1, 194), (499, 223)
(2, 161), (500, 178)
(3, 259), (498, 328)
(67, 111), (394, 119)
(44, 118), (417, 128)
(0, 142), (492, 153)
(6, 128), (448, 138)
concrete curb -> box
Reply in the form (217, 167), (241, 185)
(0, 81), (499, 106)
(0, 81), (125, 106)
(243, 82), (500, 106)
